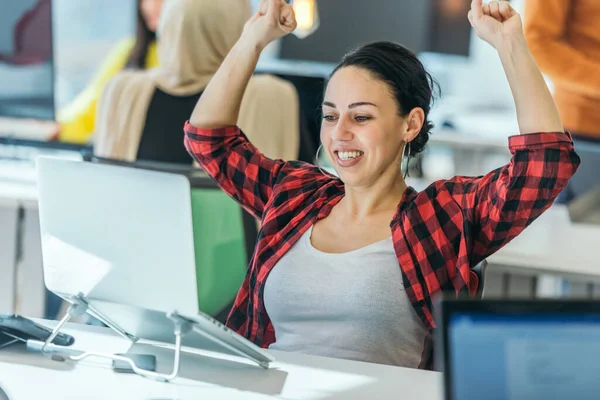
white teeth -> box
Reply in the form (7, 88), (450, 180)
(338, 151), (363, 160)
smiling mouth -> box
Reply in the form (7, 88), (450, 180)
(335, 151), (364, 161)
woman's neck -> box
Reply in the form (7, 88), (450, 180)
(341, 173), (407, 220)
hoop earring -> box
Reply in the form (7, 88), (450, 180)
(402, 142), (411, 179)
(315, 144), (328, 175)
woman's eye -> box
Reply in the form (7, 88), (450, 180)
(355, 116), (370, 122)
(323, 115), (337, 122)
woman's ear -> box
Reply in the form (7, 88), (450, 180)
(404, 107), (425, 143)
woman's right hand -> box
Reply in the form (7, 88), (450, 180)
(243, 0), (297, 50)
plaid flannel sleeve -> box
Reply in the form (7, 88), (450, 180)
(184, 122), (286, 220)
(452, 131), (580, 266)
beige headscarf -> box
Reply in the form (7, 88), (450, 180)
(94, 0), (299, 162)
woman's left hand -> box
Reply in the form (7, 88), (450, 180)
(468, 0), (523, 50)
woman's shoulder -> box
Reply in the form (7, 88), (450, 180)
(277, 160), (338, 185)
(403, 176), (478, 209)
(88, 37), (137, 90)
(112, 36), (137, 55)
(104, 36), (137, 67)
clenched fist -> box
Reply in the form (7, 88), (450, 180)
(243, 0), (297, 50)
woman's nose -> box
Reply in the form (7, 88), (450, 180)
(331, 116), (354, 141)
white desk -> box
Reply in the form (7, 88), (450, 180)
(0, 320), (443, 400)
(488, 206), (600, 278)
(0, 154), (74, 318)
(0, 177), (43, 317)
(0, 197), (19, 314)
(0, 164), (37, 314)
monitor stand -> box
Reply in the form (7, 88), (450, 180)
(29, 293), (193, 382)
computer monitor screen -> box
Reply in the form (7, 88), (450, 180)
(52, 0), (136, 112)
(279, 0), (472, 63)
(0, 0), (54, 120)
(0, 0), (136, 147)
(448, 312), (600, 400)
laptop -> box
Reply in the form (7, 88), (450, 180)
(436, 298), (600, 400)
(36, 156), (273, 368)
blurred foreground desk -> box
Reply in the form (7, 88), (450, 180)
(0, 320), (443, 400)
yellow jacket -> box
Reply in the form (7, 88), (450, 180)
(57, 37), (159, 144)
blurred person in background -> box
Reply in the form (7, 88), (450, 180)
(525, 0), (600, 202)
(45, 0), (163, 321)
(56, 0), (163, 144)
(93, 0), (299, 164)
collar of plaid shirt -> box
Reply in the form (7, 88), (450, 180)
(184, 122), (579, 369)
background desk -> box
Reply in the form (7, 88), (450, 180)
(0, 196), (19, 314)
(487, 206), (600, 298)
(0, 162), (57, 318)
(0, 320), (443, 400)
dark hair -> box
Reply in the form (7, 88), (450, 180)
(331, 41), (439, 157)
(125, 0), (156, 69)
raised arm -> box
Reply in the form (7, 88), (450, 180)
(469, 0), (564, 135)
(456, 1), (580, 265)
(524, 0), (600, 99)
(185, 0), (299, 219)
(190, 0), (296, 128)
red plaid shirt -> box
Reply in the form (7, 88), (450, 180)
(184, 122), (579, 367)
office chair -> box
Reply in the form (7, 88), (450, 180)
(568, 140), (600, 202)
(85, 156), (257, 322)
(472, 260), (488, 299)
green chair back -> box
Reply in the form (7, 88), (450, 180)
(189, 186), (248, 316)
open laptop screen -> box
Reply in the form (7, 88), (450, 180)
(448, 312), (600, 400)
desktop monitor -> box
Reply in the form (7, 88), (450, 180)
(279, 0), (472, 63)
(0, 0), (54, 120)
(0, 0), (136, 147)
(437, 298), (600, 400)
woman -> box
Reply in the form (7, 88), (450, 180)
(93, 0), (299, 164)
(57, 0), (163, 144)
(184, 0), (579, 369)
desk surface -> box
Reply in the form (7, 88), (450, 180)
(0, 320), (442, 400)
(488, 205), (600, 280)
(431, 128), (509, 151)
(0, 180), (37, 204)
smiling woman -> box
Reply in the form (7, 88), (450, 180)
(320, 41), (435, 187)
(183, 0), (579, 369)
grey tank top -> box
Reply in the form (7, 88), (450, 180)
(263, 225), (429, 368)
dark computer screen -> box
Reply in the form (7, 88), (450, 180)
(0, 0), (54, 120)
(280, 0), (472, 63)
(448, 313), (600, 400)
(269, 73), (324, 162)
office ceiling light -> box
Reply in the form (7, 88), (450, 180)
(291, 0), (319, 39)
